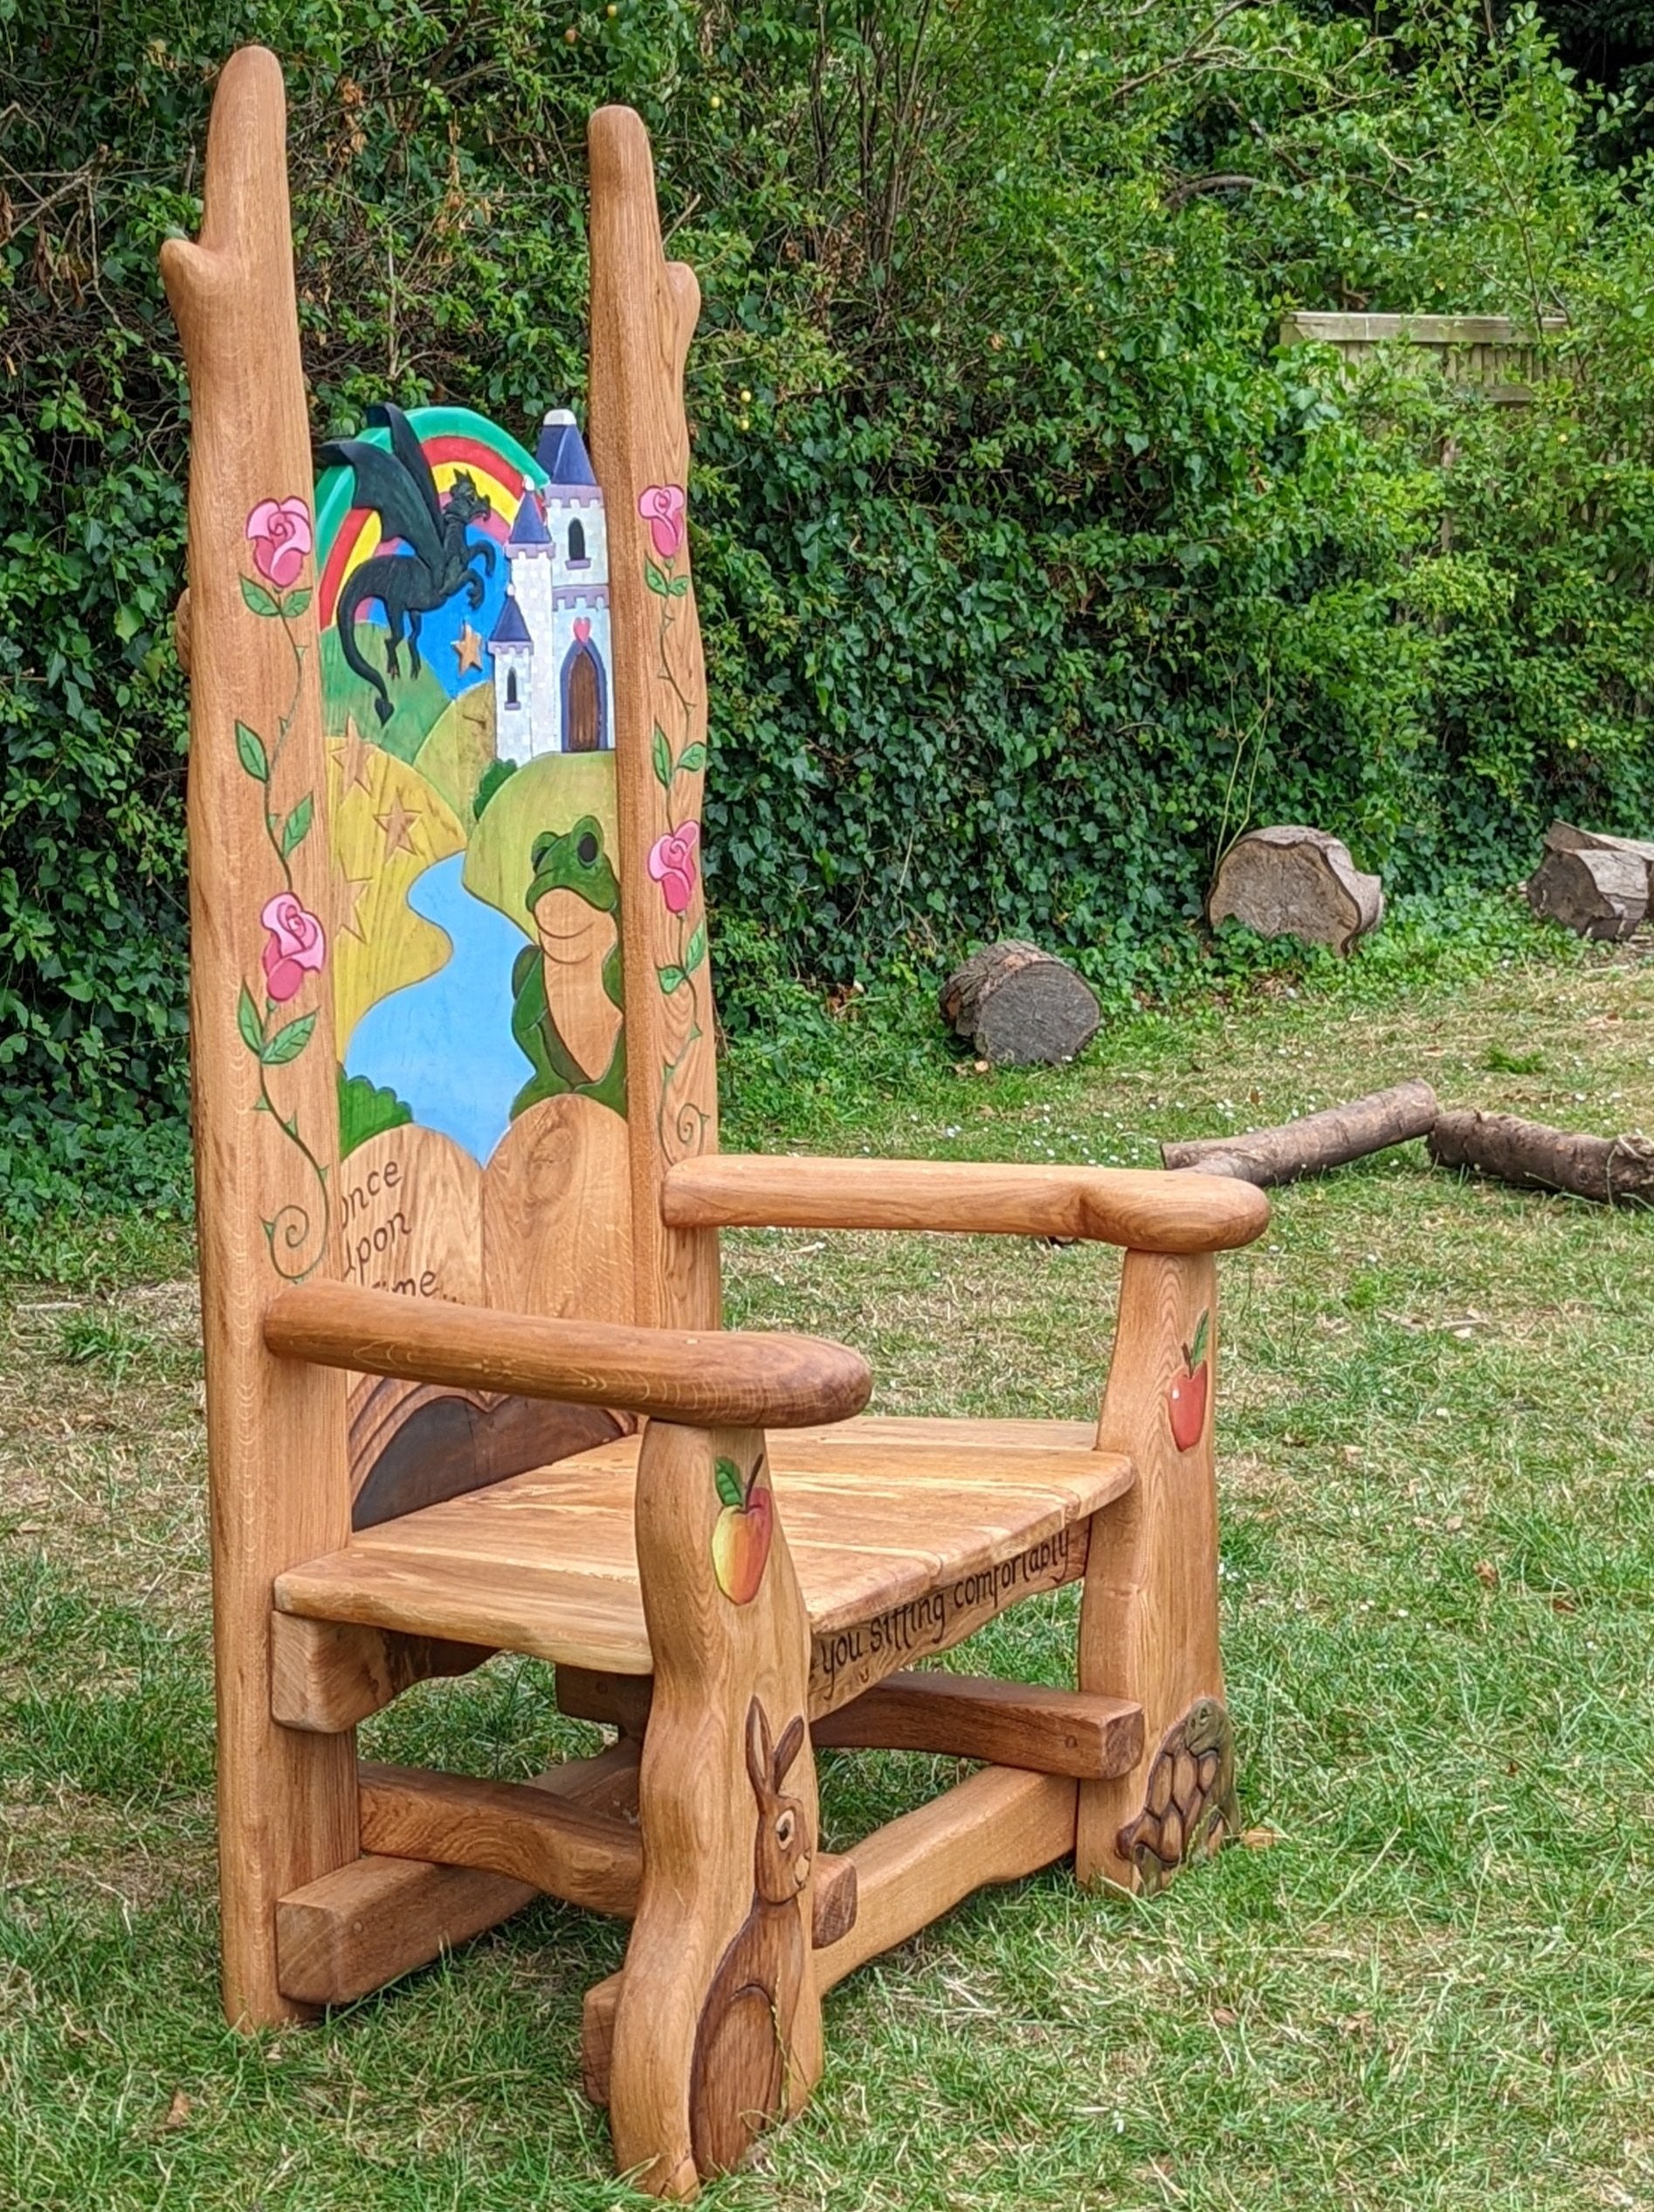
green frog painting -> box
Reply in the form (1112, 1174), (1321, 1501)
(509, 813), (627, 1119)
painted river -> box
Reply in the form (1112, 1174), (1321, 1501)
(343, 851), (534, 1164)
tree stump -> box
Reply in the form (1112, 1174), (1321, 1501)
(1208, 826), (1383, 956)
(1526, 822), (1651, 940)
(1544, 817), (1654, 892)
(1161, 1080), (1438, 1188)
(938, 941), (1099, 1066)
(1429, 1109), (1654, 1206)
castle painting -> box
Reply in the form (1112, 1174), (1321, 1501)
(490, 409), (613, 761)
(312, 399), (625, 1176)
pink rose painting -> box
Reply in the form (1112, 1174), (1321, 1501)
(260, 892), (327, 1003)
(637, 483), (686, 562)
(245, 497), (314, 590)
(647, 822), (700, 915)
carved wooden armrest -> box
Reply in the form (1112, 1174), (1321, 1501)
(661, 1155), (1269, 1255)
(264, 1284), (871, 1429)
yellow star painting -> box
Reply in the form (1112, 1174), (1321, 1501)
(326, 723), (465, 1052)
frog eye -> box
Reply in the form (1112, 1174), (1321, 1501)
(577, 831), (598, 866)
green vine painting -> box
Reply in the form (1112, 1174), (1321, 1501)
(639, 481), (712, 1161)
(236, 496), (330, 1281)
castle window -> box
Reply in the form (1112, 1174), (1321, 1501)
(506, 669), (519, 708)
(568, 519), (587, 562)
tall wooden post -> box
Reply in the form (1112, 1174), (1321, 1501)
(587, 104), (721, 1333)
(1077, 1251), (1231, 1889)
(161, 45), (357, 2024)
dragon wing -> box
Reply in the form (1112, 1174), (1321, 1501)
(317, 403), (443, 566)
(369, 403), (445, 544)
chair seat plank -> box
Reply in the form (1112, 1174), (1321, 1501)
(272, 1420), (1134, 1685)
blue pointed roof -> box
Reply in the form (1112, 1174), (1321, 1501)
(536, 408), (597, 488)
(489, 589), (532, 647)
(507, 489), (550, 547)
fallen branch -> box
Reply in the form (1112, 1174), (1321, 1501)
(1427, 1109), (1654, 1207)
(1161, 1080), (1438, 1188)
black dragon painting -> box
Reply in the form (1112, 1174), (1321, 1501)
(319, 402), (495, 724)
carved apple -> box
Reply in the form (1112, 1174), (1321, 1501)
(712, 1454), (773, 1604)
(1168, 1309), (1211, 1453)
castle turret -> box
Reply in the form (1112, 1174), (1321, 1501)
(492, 408), (612, 755)
(488, 587), (534, 764)
(535, 409), (612, 753)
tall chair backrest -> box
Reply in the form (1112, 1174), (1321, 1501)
(174, 79), (721, 1536)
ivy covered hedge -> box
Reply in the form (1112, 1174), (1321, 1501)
(3, 0), (1654, 1211)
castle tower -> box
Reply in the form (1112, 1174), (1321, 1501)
(488, 587), (534, 764)
(535, 408), (612, 753)
(503, 478), (555, 727)
(491, 407), (611, 756)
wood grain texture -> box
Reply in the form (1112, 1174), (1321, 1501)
(272, 1430), (1124, 1686)
(1076, 1251), (1230, 1889)
(813, 1768), (1078, 1993)
(275, 1745), (640, 2007)
(661, 1154), (1269, 1254)
(588, 103), (720, 1333)
(582, 1855), (858, 2109)
(938, 940), (1099, 1066)
(264, 1281), (872, 1429)
(557, 1664), (654, 1737)
(1428, 1107), (1654, 1207)
(610, 1420), (819, 2195)
(810, 1853), (858, 1948)
(278, 1855), (537, 2009)
(582, 1970), (625, 2108)
(1526, 842), (1649, 940)
(811, 1672), (1144, 1779)
(334, 1125), (490, 1522)
(159, 44), (357, 2028)
(270, 1615), (493, 1732)
(808, 1520), (1090, 1712)
(482, 1092), (635, 1324)
(1208, 824), (1384, 955)
(348, 1381), (628, 1530)
(358, 1763), (643, 1914)
(1161, 1080), (1438, 1188)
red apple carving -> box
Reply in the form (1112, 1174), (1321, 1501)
(1168, 1309), (1211, 1453)
(712, 1453), (773, 1604)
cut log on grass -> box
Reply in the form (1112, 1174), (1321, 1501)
(1542, 819), (1654, 901)
(1428, 1109), (1654, 1207)
(1525, 843), (1648, 941)
(1161, 1080), (1438, 1188)
(1208, 826), (1384, 955)
(939, 941), (1099, 1066)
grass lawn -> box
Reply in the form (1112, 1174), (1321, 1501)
(3, 910), (1652, 2209)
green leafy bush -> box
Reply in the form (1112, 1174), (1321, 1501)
(2, 0), (1651, 1218)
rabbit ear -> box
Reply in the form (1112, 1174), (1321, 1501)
(771, 1715), (806, 1786)
(745, 1698), (772, 1797)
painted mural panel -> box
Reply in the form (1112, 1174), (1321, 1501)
(312, 402), (632, 1516)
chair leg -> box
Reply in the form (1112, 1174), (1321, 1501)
(1076, 1249), (1237, 1891)
(609, 1419), (821, 2197)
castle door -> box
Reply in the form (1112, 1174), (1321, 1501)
(567, 647), (601, 752)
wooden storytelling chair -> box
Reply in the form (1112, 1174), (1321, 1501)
(162, 47), (1270, 2197)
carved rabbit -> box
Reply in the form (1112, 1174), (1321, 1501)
(688, 1697), (812, 2176)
